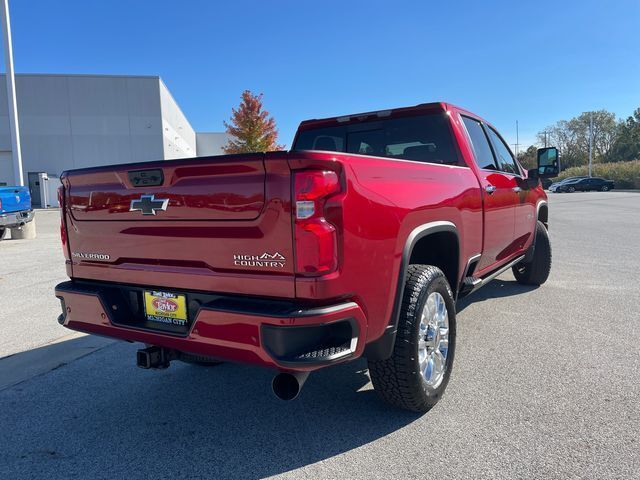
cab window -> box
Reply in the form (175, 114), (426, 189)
(461, 116), (497, 170)
(485, 127), (520, 175)
(293, 113), (462, 166)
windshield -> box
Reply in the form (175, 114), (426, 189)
(293, 113), (461, 166)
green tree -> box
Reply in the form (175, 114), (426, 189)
(610, 108), (640, 162)
(223, 90), (285, 154)
(537, 120), (582, 169)
(517, 145), (538, 170)
(537, 110), (618, 168)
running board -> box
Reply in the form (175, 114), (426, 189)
(459, 255), (525, 297)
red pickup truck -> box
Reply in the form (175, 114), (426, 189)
(55, 102), (557, 412)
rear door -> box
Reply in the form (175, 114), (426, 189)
(576, 178), (591, 191)
(589, 178), (604, 191)
(460, 116), (517, 272)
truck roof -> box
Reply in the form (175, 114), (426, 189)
(297, 102), (452, 131)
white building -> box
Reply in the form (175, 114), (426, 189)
(0, 73), (229, 205)
(196, 132), (231, 156)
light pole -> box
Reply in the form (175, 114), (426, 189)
(0, 0), (23, 186)
(588, 111), (593, 178)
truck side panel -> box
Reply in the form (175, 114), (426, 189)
(289, 151), (483, 344)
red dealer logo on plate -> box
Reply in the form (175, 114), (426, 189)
(152, 297), (179, 313)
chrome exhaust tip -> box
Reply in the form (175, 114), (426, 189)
(271, 371), (309, 401)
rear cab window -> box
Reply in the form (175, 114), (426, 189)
(293, 113), (463, 166)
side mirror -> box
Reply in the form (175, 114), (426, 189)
(535, 147), (559, 178)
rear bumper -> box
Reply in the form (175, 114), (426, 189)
(0, 209), (34, 228)
(54, 280), (367, 372)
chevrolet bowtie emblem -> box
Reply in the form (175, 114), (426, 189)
(129, 194), (169, 215)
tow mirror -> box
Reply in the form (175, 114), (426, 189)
(533, 147), (559, 178)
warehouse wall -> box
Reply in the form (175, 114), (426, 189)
(0, 74), (167, 185)
(159, 79), (196, 159)
(0, 74), (225, 192)
(0, 79), (16, 184)
(0, 151), (12, 185)
(196, 132), (230, 156)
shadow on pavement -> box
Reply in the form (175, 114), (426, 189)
(0, 338), (423, 479)
(457, 278), (539, 313)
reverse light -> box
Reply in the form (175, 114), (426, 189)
(295, 200), (315, 220)
(293, 170), (340, 276)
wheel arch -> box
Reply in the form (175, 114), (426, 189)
(537, 201), (548, 229)
(364, 221), (460, 360)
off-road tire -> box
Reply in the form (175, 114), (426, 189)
(368, 265), (456, 413)
(512, 220), (551, 286)
(177, 352), (223, 366)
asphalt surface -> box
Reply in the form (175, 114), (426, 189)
(1, 192), (639, 479)
(0, 210), (71, 358)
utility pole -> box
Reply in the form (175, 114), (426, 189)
(588, 111), (593, 178)
(0, 0), (23, 186)
(515, 120), (519, 158)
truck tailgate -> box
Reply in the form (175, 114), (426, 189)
(62, 153), (296, 298)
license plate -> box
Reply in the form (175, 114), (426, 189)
(143, 290), (188, 327)
(2, 213), (18, 223)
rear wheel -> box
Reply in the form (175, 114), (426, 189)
(601, 185), (610, 192)
(512, 221), (551, 286)
(368, 265), (456, 413)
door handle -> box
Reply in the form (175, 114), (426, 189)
(485, 185), (497, 194)
(512, 186), (521, 193)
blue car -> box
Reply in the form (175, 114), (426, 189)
(0, 186), (34, 239)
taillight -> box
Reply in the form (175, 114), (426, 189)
(294, 170), (340, 276)
(57, 185), (67, 248)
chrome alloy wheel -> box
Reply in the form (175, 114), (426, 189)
(417, 292), (449, 390)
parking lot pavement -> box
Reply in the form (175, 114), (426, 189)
(1, 192), (639, 479)
(0, 209), (83, 359)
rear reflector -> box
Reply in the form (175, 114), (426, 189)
(57, 185), (67, 248)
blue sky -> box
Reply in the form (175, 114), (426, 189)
(4, 0), (640, 149)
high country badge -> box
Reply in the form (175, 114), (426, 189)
(233, 252), (286, 268)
